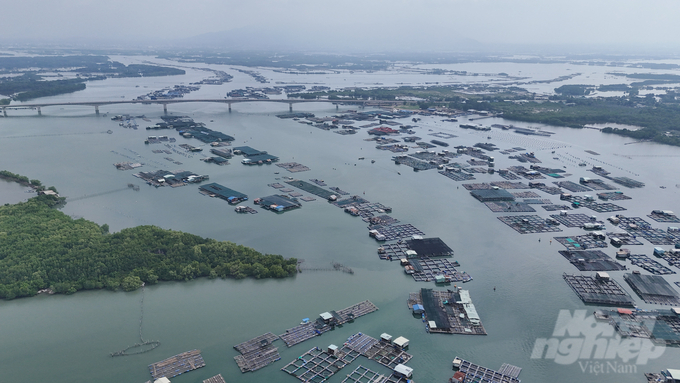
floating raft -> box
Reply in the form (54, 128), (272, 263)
(234, 332), (279, 354)
(624, 273), (680, 305)
(286, 179), (335, 199)
(550, 213), (602, 228)
(498, 215), (562, 234)
(554, 235), (608, 251)
(281, 346), (359, 383)
(484, 201), (536, 213)
(628, 254), (676, 275)
(148, 349), (205, 380)
(279, 301), (378, 348)
(234, 345), (281, 372)
(558, 250), (626, 271)
(454, 358), (521, 383)
(203, 374), (226, 383)
(277, 162), (310, 173)
(410, 288), (487, 335)
(563, 273), (635, 306)
(341, 365), (410, 383)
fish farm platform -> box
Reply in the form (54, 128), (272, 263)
(648, 212), (680, 223)
(369, 224), (425, 241)
(410, 258), (472, 283)
(340, 365), (410, 383)
(511, 191), (541, 198)
(541, 204), (572, 211)
(234, 345), (281, 373)
(498, 171), (522, 180)
(203, 374), (226, 383)
(454, 358), (521, 383)
(597, 191), (631, 201)
(498, 215), (563, 234)
(484, 201), (536, 213)
(148, 349), (205, 380)
(286, 179), (336, 199)
(439, 170), (476, 181)
(606, 232), (644, 246)
(554, 181), (592, 192)
(536, 185), (564, 195)
(599, 309), (680, 346)
(658, 250), (680, 269)
(562, 274), (635, 306)
(234, 332), (279, 354)
(409, 288), (487, 335)
(624, 273), (680, 305)
(558, 250), (626, 271)
(550, 213), (603, 228)
(329, 186), (349, 195)
(277, 162), (310, 173)
(278, 300), (378, 348)
(279, 322), (331, 348)
(569, 196), (626, 213)
(554, 235), (608, 251)
(628, 254), (676, 275)
(523, 199), (552, 204)
(281, 346), (359, 383)
(619, 216), (680, 245)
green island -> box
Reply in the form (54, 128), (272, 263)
(0, 172), (297, 300)
(289, 83), (680, 147)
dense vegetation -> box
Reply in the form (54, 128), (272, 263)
(0, 56), (184, 101)
(0, 74), (91, 101)
(0, 186), (297, 300)
(289, 83), (680, 147)
(0, 55), (184, 78)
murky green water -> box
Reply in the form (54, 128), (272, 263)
(1, 58), (679, 383)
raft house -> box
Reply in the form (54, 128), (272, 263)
(256, 195), (301, 212)
(198, 183), (247, 204)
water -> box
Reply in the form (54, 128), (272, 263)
(1, 58), (679, 383)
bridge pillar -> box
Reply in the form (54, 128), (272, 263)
(289, 103), (293, 112)
(228, 103), (232, 113)
(163, 104), (167, 114)
(37, 107), (41, 116)
(336, 104), (339, 110)
(2, 107), (6, 117)
(95, 105), (99, 115)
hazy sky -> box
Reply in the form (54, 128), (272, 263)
(3, 0), (680, 51)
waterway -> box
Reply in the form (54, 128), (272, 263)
(1, 56), (680, 383)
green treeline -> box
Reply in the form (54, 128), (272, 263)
(0, 197), (297, 300)
(0, 74), (96, 102)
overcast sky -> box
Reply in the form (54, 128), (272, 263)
(3, 0), (680, 52)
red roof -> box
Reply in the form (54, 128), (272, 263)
(618, 308), (633, 315)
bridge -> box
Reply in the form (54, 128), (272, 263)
(1, 98), (409, 117)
